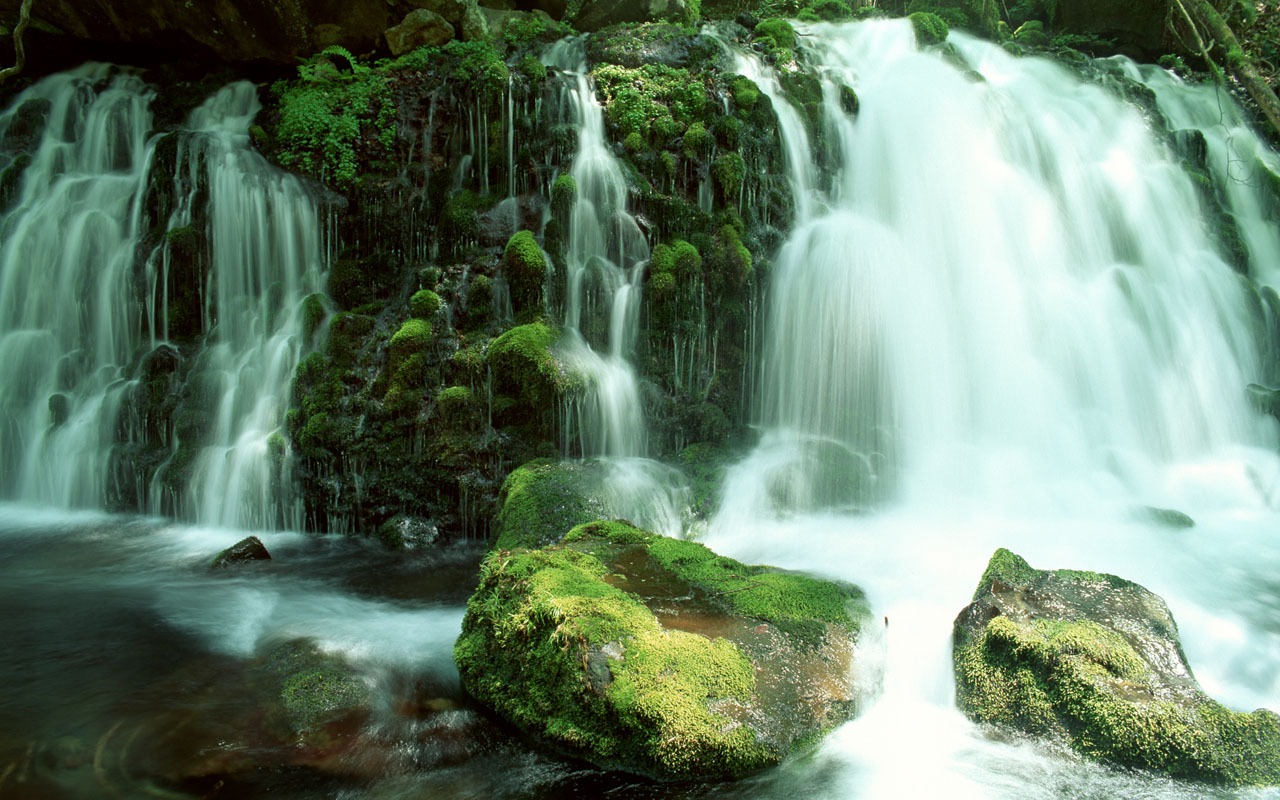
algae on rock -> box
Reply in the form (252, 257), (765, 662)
(455, 520), (870, 780)
(953, 548), (1280, 787)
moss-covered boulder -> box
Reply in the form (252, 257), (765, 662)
(256, 638), (374, 748)
(455, 520), (871, 780)
(492, 459), (611, 550)
(953, 549), (1280, 786)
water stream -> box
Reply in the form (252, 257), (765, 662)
(0, 19), (1278, 800)
(542, 39), (688, 535)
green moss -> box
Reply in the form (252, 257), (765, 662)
(681, 121), (714, 161)
(974, 547), (1040, 597)
(435, 385), (474, 420)
(519, 54), (548, 84)
(956, 613), (1280, 785)
(280, 667), (368, 733)
(466, 273), (493, 328)
(809, 0), (854, 19)
(713, 152), (746, 200)
(301, 292), (328, 342)
(730, 75), (761, 115)
(487, 320), (576, 417)
(910, 12), (950, 46)
(552, 173), (578, 217)
(454, 543), (775, 779)
(754, 18), (797, 51)
(494, 460), (609, 549)
(592, 64), (708, 146)
(410, 288), (442, 319)
(503, 230), (547, 314)
(389, 318), (432, 371)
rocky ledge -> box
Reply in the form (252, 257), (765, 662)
(454, 520), (870, 780)
(953, 548), (1280, 786)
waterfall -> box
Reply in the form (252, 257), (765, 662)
(703, 19), (1280, 796)
(717, 20), (1279, 522)
(0, 66), (324, 531)
(0, 65), (157, 510)
(163, 83), (324, 531)
(542, 39), (687, 534)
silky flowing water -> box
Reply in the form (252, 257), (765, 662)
(1, 19), (1280, 800)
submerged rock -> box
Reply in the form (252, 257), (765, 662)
(211, 535), (272, 568)
(455, 520), (870, 780)
(953, 548), (1280, 786)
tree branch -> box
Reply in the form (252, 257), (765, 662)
(1187, 0), (1280, 142)
(0, 0), (34, 84)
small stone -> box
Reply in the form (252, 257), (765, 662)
(211, 535), (271, 569)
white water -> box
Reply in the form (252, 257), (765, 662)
(0, 65), (156, 508)
(709, 19), (1280, 798)
(542, 40), (686, 534)
(160, 82), (324, 530)
(0, 68), (323, 530)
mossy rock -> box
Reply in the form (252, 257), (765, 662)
(256, 638), (373, 747)
(909, 11), (950, 46)
(486, 320), (578, 411)
(455, 520), (870, 780)
(493, 459), (612, 549)
(953, 549), (1280, 786)
(502, 230), (547, 315)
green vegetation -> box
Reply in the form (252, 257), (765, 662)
(410, 288), (442, 319)
(956, 614), (1280, 785)
(909, 11), (950, 46)
(487, 320), (576, 411)
(503, 230), (547, 314)
(454, 542), (770, 779)
(493, 459), (609, 550)
(592, 63), (708, 146)
(565, 520), (867, 643)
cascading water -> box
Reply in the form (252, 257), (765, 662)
(0, 66), (323, 531)
(159, 83), (324, 531)
(704, 19), (1280, 798)
(541, 39), (687, 534)
(0, 65), (158, 510)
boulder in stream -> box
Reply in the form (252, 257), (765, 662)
(211, 535), (272, 568)
(953, 548), (1280, 786)
(454, 520), (871, 780)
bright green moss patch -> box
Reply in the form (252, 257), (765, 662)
(494, 460), (610, 550)
(909, 11), (950, 46)
(409, 289), (441, 319)
(503, 230), (547, 313)
(592, 63), (708, 145)
(486, 320), (578, 412)
(457, 517), (870, 779)
(454, 543), (770, 779)
(955, 549), (1280, 786)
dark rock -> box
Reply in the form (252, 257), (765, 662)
(1054, 0), (1169, 60)
(567, 0), (698, 33)
(0, 0), (399, 65)
(211, 535), (272, 568)
(385, 9), (456, 56)
(454, 520), (871, 780)
(953, 548), (1280, 786)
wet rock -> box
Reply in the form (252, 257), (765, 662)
(953, 548), (1280, 786)
(378, 514), (440, 549)
(567, 0), (698, 33)
(211, 535), (271, 568)
(257, 638), (374, 746)
(1138, 506), (1196, 529)
(455, 520), (871, 780)
(385, 9), (456, 56)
